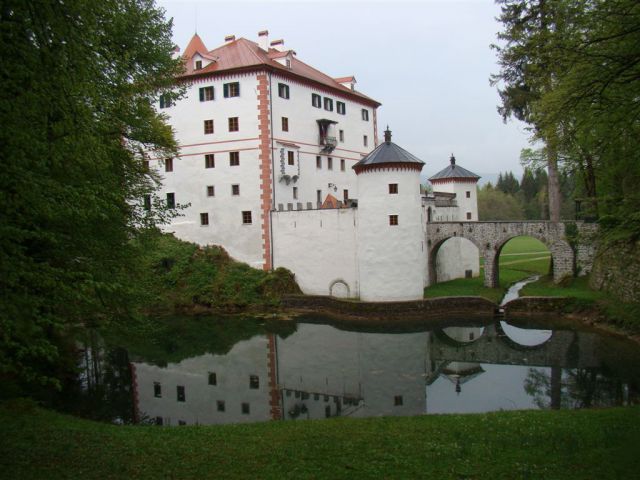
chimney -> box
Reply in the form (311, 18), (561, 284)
(224, 35), (236, 44)
(270, 39), (285, 52)
(258, 30), (269, 51)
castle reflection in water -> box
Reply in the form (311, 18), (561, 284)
(130, 320), (639, 426)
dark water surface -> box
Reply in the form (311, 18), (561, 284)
(69, 315), (640, 426)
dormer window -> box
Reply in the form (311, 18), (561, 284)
(195, 60), (202, 70)
(286, 59), (291, 68)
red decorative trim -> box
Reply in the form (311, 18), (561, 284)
(257, 73), (273, 271)
(176, 137), (260, 149)
(266, 334), (281, 420)
(430, 178), (480, 184)
(353, 163), (424, 174)
(373, 108), (379, 147)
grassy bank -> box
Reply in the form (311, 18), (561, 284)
(137, 232), (300, 313)
(1, 401), (638, 479)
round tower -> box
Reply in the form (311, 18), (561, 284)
(354, 128), (425, 302)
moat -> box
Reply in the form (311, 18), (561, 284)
(64, 313), (640, 426)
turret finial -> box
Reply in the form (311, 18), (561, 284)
(384, 126), (392, 144)
(450, 153), (456, 167)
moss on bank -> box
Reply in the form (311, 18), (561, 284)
(137, 232), (301, 314)
(1, 401), (639, 479)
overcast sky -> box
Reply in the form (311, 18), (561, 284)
(158, 0), (531, 180)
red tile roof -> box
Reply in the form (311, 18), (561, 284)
(334, 76), (355, 83)
(180, 35), (380, 106)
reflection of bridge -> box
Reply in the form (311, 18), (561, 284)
(426, 221), (597, 287)
(431, 323), (600, 369)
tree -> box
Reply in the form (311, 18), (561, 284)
(0, 0), (183, 388)
(478, 184), (525, 221)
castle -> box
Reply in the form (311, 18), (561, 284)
(150, 31), (480, 301)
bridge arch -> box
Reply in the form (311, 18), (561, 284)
(428, 234), (483, 286)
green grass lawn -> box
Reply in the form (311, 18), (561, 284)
(425, 237), (551, 303)
(1, 401), (639, 479)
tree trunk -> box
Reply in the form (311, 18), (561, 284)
(547, 139), (562, 222)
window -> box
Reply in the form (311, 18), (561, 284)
(282, 117), (289, 132)
(166, 192), (175, 209)
(466, 191), (471, 198)
(336, 101), (346, 115)
(228, 117), (239, 132)
(223, 82), (240, 97)
(317, 190), (322, 205)
(229, 151), (239, 166)
(340, 159), (345, 171)
(361, 109), (369, 121)
(316, 156), (321, 169)
(389, 183), (398, 194)
(343, 189), (349, 203)
(208, 372), (217, 385)
(324, 97), (333, 111)
(312, 93), (321, 108)
(242, 211), (252, 224)
(394, 395), (403, 406)
(205, 154), (215, 168)
(155, 416), (163, 426)
(178, 420), (187, 426)
(339, 130), (344, 142)
(466, 212), (472, 220)
(327, 157), (333, 170)
(325, 405), (331, 418)
(153, 382), (162, 398)
(200, 213), (209, 225)
(195, 59), (202, 70)
(204, 119), (214, 134)
(143, 195), (151, 211)
(199, 86), (214, 101)
(232, 184), (240, 196)
(241, 403), (250, 414)
(207, 185), (215, 197)
(217, 400), (225, 412)
(363, 135), (368, 147)
(293, 186), (298, 200)
(389, 215), (398, 226)
(288, 151), (295, 166)
(159, 94), (172, 109)
(249, 375), (259, 389)
(165, 157), (173, 172)
(177, 385), (185, 402)
(278, 83), (290, 99)
(142, 160), (149, 171)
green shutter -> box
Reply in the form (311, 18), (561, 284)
(199, 88), (204, 101)
(223, 84), (229, 98)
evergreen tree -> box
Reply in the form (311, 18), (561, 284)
(0, 0), (183, 388)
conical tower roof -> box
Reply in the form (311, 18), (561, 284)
(353, 128), (424, 174)
(429, 154), (480, 182)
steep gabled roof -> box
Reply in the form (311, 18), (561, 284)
(429, 155), (480, 182)
(179, 35), (380, 106)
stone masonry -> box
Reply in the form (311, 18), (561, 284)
(426, 221), (595, 288)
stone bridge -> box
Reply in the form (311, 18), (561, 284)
(426, 221), (597, 287)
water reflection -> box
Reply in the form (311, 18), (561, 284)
(76, 317), (640, 425)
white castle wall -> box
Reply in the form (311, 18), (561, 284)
(357, 168), (426, 301)
(436, 238), (480, 282)
(153, 73), (264, 268)
(272, 208), (358, 297)
(270, 73), (376, 208)
(133, 336), (271, 426)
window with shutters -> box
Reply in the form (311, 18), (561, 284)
(336, 101), (346, 115)
(312, 93), (321, 108)
(361, 109), (369, 121)
(205, 154), (215, 168)
(223, 82), (240, 97)
(159, 94), (172, 109)
(229, 151), (239, 166)
(278, 83), (290, 99)
(324, 97), (333, 111)
(199, 86), (214, 102)
(204, 119), (214, 134)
